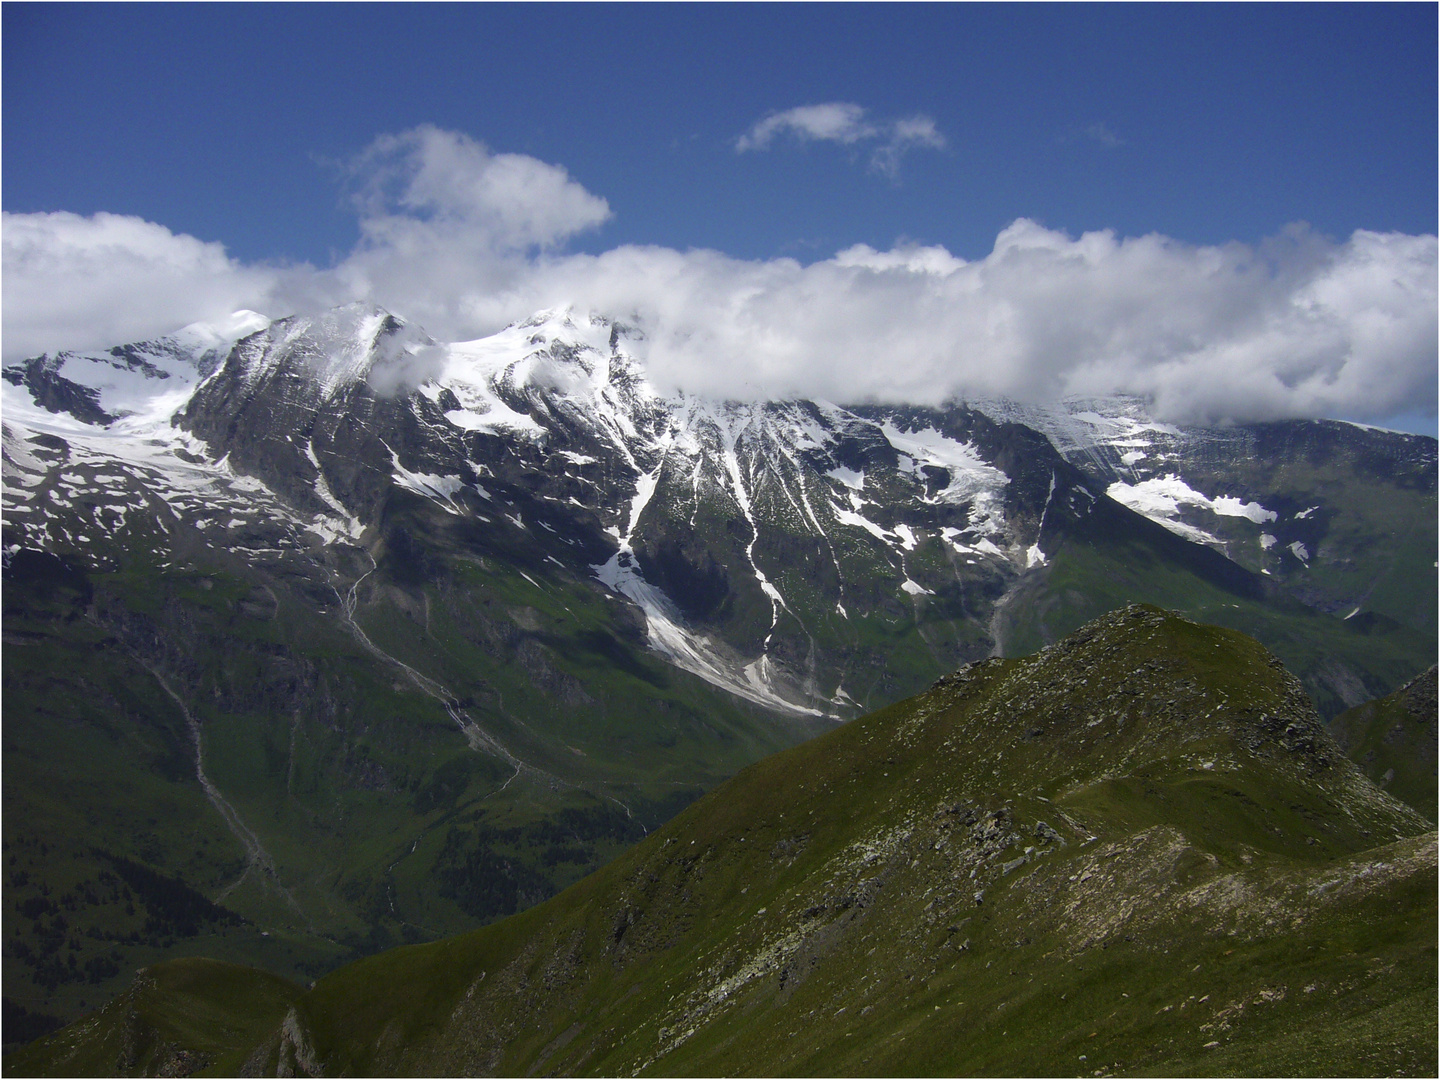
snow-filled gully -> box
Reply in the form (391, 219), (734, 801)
(590, 411), (826, 718)
(773, 437), (852, 619)
(712, 411), (789, 648)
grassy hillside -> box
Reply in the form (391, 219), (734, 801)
(3, 959), (302, 1078)
(17, 606), (1431, 1076)
(1, 527), (827, 1043)
(999, 492), (1435, 720)
(1329, 665), (1437, 820)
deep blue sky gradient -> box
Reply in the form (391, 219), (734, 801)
(5, 3), (1436, 266)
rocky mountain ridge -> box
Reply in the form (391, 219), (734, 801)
(3, 303), (1434, 1038)
(6, 304), (1433, 714)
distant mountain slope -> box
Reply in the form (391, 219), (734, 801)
(980, 396), (1438, 638)
(3, 305), (1433, 1039)
(1329, 665), (1438, 818)
(990, 480), (1433, 719)
(7, 307), (1431, 719)
(12, 607), (1432, 1077)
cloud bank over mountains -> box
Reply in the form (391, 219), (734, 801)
(2, 210), (278, 356)
(4, 125), (1435, 426)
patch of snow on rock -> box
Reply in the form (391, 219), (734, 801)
(826, 466), (865, 490)
(878, 423), (1008, 505)
(1106, 473), (1277, 544)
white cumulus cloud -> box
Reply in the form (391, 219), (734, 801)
(520, 221), (1436, 425)
(326, 125), (614, 337)
(3, 126), (1434, 429)
(1, 211), (283, 359)
(347, 124), (611, 253)
(736, 103), (878, 150)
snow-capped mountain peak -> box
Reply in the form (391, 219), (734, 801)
(438, 311), (650, 430)
(170, 309), (272, 360)
(1, 308), (272, 434)
(5, 302), (1432, 722)
(208, 303), (442, 401)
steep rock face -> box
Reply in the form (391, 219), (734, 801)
(2, 354), (117, 425)
(7, 304), (1432, 720)
(170, 307), (1109, 716)
(178, 307), (453, 525)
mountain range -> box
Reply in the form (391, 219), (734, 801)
(2, 303), (1434, 1044)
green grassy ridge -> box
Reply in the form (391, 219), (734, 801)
(4, 958), (304, 1078)
(1328, 665), (1437, 820)
(126, 605), (1427, 1078)
(1001, 497), (1435, 720)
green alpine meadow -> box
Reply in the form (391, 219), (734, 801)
(8, 606), (1434, 1077)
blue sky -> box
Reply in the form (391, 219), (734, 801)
(4, 4), (1436, 430)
